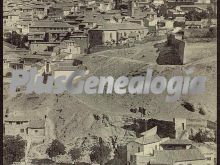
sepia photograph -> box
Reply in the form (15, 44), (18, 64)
(3, 0), (217, 165)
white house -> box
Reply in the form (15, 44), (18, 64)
(88, 22), (148, 47)
(127, 127), (169, 165)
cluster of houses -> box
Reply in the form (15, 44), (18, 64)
(3, 0), (217, 47)
(3, 110), (46, 143)
(3, 0), (217, 72)
(3, 109), (216, 165)
(127, 118), (216, 165)
(3, 0), (217, 78)
(3, 0), (217, 164)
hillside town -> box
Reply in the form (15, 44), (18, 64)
(3, 0), (217, 165)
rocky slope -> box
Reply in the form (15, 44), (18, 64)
(3, 40), (217, 162)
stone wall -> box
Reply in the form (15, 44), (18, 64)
(167, 34), (185, 65)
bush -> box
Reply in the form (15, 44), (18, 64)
(105, 145), (127, 165)
(46, 139), (66, 159)
(68, 148), (81, 162)
(199, 108), (206, 115)
(190, 129), (215, 143)
(181, 101), (195, 112)
(5, 72), (12, 78)
(90, 144), (111, 165)
(206, 27), (217, 38)
(3, 135), (26, 165)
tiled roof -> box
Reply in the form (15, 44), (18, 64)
(28, 118), (45, 128)
(22, 55), (45, 59)
(22, 6), (33, 10)
(160, 139), (193, 145)
(91, 22), (147, 31)
(29, 31), (45, 35)
(30, 21), (73, 28)
(174, 17), (186, 22)
(51, 60), (78, 71)
(135, 134), (161, 144)
(18, 21), (32, 26)
(4, 116), (29, 122)
(185, 21), (202, 26)
(151, 149), (205, 164)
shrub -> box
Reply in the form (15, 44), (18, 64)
(190, 129), (215, 143)
(206, 27), (217, 38)
(181, 101), (195, 112)
(68, 148), (81, 162)
(90, 144), (111, 165)
(46, 139), (66, 159)
(199, 108), (206, 115)
(3, 135), (26, 165)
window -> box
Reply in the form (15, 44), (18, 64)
(182, 123), (185, 130)
(20, 129), (24, 133)
(110, 33), (112, 39)
(187, 164), (192, 165)
(16, 122), (21, 125)
(155, 145), (157, 150)
(9, 121), (12, 124)
(35, 34), (41, 38)
(130, 155), (133, 161)
(35, 130), (38, 133)
(138, 147), (140, 152)
(206, 157), (212, 160)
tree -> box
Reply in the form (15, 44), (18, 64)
(20, 35), (29, 49)
(157, 4), (168, 18)
(46, 139), (66, 160)
(185, 9), (210, 21)
(90, 144), (111, 165)
(190, 129), (215, 143)
(68, 148), (81, 163)
(11, 31), (21, 47)
(199, 108), (206, 115)
(3, 135), (26, 165)
(207, 5), (216, 18)
(206, 27), (217, 38)
(4, 31), (28, 49)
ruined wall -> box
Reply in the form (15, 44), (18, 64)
(167, 34), (185, 65)
(88, 30), (103, 47)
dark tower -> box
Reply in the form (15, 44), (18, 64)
(114, 0), (122, 9)
(127, 0), (134, 17)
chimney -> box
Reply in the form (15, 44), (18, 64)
(128, 0), (134, 17)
